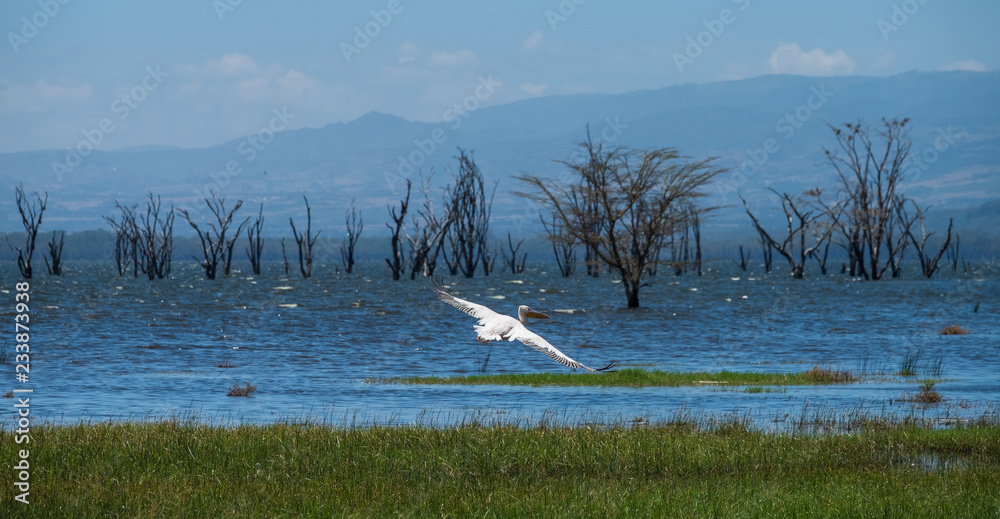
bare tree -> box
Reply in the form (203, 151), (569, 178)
(443, 149), (496, 278)
(499, 232), (527, 274)
(137, 193), (175, 279)
(104, 203), (140, 277)
(289, 195), (319, 279)
(897, 200), (953, 278)
(406, 174), (455, 279)
(741, 190), (833, 279)
(385, 179), (410, 280)
(824, 118), (911, 280)
(340, 199), (363, 274)
(180, 193), (247, 279)
(10, 185), (47, 279)
(44, 231), (65, 276)
(518, 141), (725, 308)
(280, 237), (290, 275)
(541, 213), (576, 277)
(246, 203), (265, 275)
(735, 244), (751, 271)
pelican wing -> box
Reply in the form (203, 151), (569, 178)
(506, 325), (601, 373)
(430, 283), (502, 322)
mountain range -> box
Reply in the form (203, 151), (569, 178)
(2, 71), (997, 244)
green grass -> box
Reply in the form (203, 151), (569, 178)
(375, 367), (857, 388)
(3, 420), (999, 517)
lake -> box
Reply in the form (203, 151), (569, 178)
(3, 259), (997, 431)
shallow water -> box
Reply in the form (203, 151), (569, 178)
(2, 260), (998, 430)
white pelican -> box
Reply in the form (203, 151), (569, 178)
(430, 282), (615, 373)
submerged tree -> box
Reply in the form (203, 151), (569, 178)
(385, 179), (410, 280)
(741, 189), (833, 279)
(518, 140), (725, 308)
(180, 193), (247, 280)
(44, 231), (65, 276)
(542, 213), (576, 277)
(104, 202), (140, 277)
(137, 193), (175, 279)
(443, 150), (496, 278)
(246, 203), (265, 275)
(499, 232), (527, 274)
(289, 195), (319, 279)
(9, 185), (48, 279)
(897, 200), (953, 278)
(406, 173), (455, 279)
(340, 199), (363, 274)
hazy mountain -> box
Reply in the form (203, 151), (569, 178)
(2, 71), (997, 241)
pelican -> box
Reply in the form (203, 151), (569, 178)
(430, 282), (615, 373)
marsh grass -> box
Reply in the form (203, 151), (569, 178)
(226, 382), (257, 397)
(940, 324), (970, 335)
(376, 368), (858, 388)
(899, 349), (944, 377)
(3, 418), (999, 517)
(899, 380), (944, 404)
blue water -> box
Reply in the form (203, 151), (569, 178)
(3, 260), (998, 430)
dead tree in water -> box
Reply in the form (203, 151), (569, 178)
(246, 203), (265, 275)
(443, 150), (496, 278)
(180, 194), (247, 279)
(10, 185), (47, 279)
(897, 200), (953, 278)
(741, 190), (832, 279)
(542, 213), (576, 277)
(138, 193), (175, 279)
(406, 174), (454, 279)
(735, 245), (751, 271)
(385, 179), (410, 280)
(44, 231), (65, 275)
(500, 232), (527, 274)
(290, 195), (319, 279)
(340, 199), (363, 274)
(104, 203), (140, 277)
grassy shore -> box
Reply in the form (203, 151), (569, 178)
(3, 419), (999, 517)
(375, 366), (856, 387)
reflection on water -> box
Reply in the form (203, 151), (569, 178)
(2, 260), (997, 430)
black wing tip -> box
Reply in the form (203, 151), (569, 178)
(594, 360), (618, 373)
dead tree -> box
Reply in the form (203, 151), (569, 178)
(735, 245), (751, 271)
(500, 232), (527, 274)
(280, 238), (290, 275)
(246, 203), (265, 275)
(824, 118), (911, 280)
(44, 231), (65, 276)
(289, 195), (319, 279)
(10, 185), (47, 279)
(443, 149), (496, 278)
(385, 179), (410, 280)
(406, 174), (454, 279)
(541, 213), (576, 277)
(741, 190), (832, 279)
(180, 194), (247, 280)
(340, 199), (363, 274)
(897, 200), (953, 278)
(104, 203), (140, 277)
(138, 193), (175, 279)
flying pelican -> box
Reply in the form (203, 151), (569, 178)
(430, 282), (615, 373)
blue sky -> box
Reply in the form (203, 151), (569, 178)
(2, 0), (996, 153)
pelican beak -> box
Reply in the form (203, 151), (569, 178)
(525, 310), (550, 320)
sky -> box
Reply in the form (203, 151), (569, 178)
(1, 0), (997, 154)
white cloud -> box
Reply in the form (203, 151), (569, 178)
(523, 30), (545, 51)
(940, 60), (987, 72)
(767, 43), (855, 76)
(399, 42), (420, 64)
(0, 79), (93, 112)
(426, 49), (477, 67)
(520, 82), (549, 96)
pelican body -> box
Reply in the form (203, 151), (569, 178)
(430, 282), (614, 373)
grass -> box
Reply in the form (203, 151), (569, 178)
(374, 367), (858, 388)
(3, 419), (999, 517)
(899, 380), (944, 404)
(226, 382), (257, 397)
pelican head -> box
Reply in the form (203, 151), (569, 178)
(517, 305), (550, 325)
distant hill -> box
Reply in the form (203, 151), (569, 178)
(1, 71), (997, 244)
